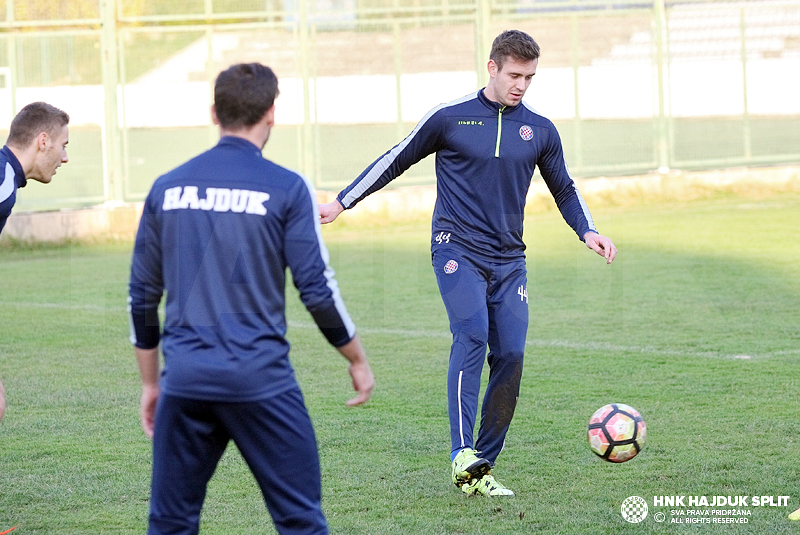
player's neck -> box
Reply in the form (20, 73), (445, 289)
(218, 107), (275, 150)
(6, 143), (36, 177)
(219, 129), (269, 150)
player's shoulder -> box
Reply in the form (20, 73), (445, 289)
(520, 101), (557, 129)
(416, 91), (481, 123)
(151, 142), (291, 183)
(254, 157), (310, 197)
(435, 91), (482, 116)
(0, 146), (23, 180)
(445, 90), (481, 108)
(413, 92), (484, 134)
(148, 157), (197, 193)
(146, 141), (310, 208)
(0, 152), (10, 187)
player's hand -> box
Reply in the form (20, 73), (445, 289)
(140, 383), (160, 439)
(319, 200), (344, 224)
(584, 231), (617, 264)
(346, 361), (374, 407)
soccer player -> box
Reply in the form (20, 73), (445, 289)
(0, 101), (70, 425)
(128, 63), (374, 535)
(319, 30), (616, 497)
(0, 101), (70, 235)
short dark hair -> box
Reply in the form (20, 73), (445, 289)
(490, 30), (540, 72)
(214, 63), (279, 130)
(7, 101), (69, 149)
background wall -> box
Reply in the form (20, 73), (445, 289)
(0, 0), (798, 213)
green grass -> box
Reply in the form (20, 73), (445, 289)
(1, 192), (799, 533)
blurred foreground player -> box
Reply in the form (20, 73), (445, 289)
(0, 101), (70, 425)
(319, 30), (615, 496)
(128, 63), (374, 535)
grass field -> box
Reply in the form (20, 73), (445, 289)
(1, 191), (799, 534)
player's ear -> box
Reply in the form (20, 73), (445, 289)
(487, 59), (498, 79)
(264, 105), (275, 128)
(211, 104), (220, 126)
(36, 131), (49, 151)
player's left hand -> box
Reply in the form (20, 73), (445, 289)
(584, 231), (617, 264)
(346, 361), (374, 407)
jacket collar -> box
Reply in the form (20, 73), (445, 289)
(478, 88), (522, 114)
(217, 135), (262, 154)
(1, 145), (26, 189)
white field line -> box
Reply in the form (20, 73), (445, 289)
(1, 300), (120, 313)
(320, 324), (795, 360)
(3, 301), (794, 360)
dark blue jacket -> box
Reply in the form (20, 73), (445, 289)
(338, 89), (597, 260)
(129, 136), (355, 402)
(0, 146), (26, 235)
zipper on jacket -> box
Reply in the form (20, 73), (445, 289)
(494, 106), (505, 158)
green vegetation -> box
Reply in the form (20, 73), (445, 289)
(1, 192), (799, 533)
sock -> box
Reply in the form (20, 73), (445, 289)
(451, 448), (467, 462)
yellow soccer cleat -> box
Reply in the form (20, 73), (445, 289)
(789, 507), (800, 521)
(451, 448), (491, 487)
(461, 473), (514, 497)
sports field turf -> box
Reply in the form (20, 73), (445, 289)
(0, 190), (799, 533)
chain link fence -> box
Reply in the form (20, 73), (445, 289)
(1, 0), (798, 211)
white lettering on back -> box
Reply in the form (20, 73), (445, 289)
(246, 191), (270, 215)
(162, 187), (182, 210)
(162, 186), (269, 215)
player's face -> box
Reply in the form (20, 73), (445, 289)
(30, 124), (69, 184)
(485, 56), (538, 108)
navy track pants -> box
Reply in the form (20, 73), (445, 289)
(433, 245), (528, 465)
(148, 388), (328, 535)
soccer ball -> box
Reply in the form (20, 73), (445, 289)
(587, 403), (646, 463)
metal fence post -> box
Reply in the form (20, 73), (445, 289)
(206, 27), (217, 147)
(653, 0), (670, 173)
(5, 0), (17, 115)
(100, 0), (124, 202)
(739, 7), (751, 161)
(299, 0), (315, 184)
(393, 20), (404, 139)
(205, 0), (216, 146)
(571, 14), (583, 171)
(117, 26), (131, 201)
(475, 0), (491, 88)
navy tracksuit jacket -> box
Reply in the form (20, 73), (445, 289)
(336, 88), (598, 464)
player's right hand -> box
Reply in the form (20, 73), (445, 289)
(140, 384), (160, 439)
(319, 200), (344, 224)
